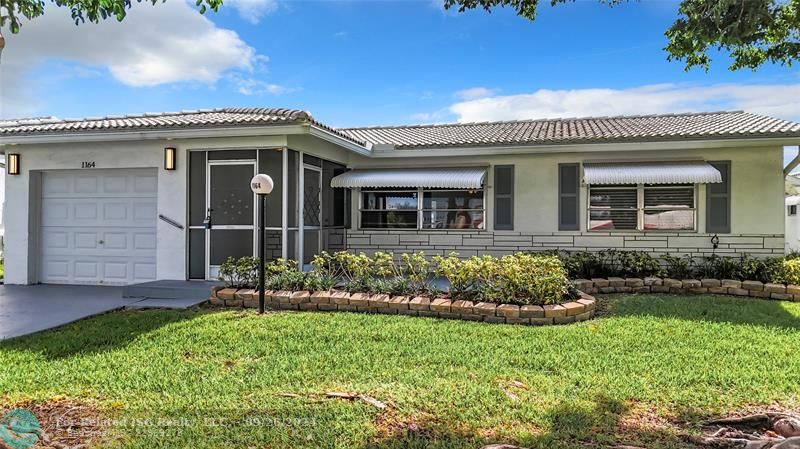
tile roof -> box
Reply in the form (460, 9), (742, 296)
(2, 109), (799, 150)
(0, 108), (366, 145)
(338, 111), (800, 149)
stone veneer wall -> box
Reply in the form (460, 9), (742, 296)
(344, 230), (784, 259)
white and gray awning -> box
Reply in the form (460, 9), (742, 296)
(583, 161), (722, 185)
(330, 167), (487, 189)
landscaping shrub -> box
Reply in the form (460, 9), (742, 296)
(696, 255), (739, 280)
(311, 251), (437, 295)
(661, 254), (694, 279)
(778, 258), (800, 285)
(219, 256), (260, 288)
(616, 251), (662, 278)
(558, 251), (600, 279)
(435, 252), (573, 305)
(433, 253), (488, 300)
(264, 258), (307, 291)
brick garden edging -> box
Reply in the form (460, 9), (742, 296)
(572, 277), (800, 302)
(207, 288), (597, 326)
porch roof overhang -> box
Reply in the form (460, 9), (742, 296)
(583, 161), (722, 185)
(330, 167), (487, 189)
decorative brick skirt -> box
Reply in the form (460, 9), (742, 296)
(208, 287), (597, 326)
(571, 277), (800, 301)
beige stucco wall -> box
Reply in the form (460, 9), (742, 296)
(345, 144), (785, 258)
(3, 133), (355, 285)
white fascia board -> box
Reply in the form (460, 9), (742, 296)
(308, 124), (372, 156)
(368, 136), (800, 158)
(0, 124), (309, 146)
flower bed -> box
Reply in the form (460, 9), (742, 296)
(210, 251), (595, 325)
(573, 277), (800, 301)
(208, 287), (598, 326)
(218, 251), (579, 306)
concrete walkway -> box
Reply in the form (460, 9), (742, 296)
(0, 285), (137, 340)
(0, 284), (209, 340)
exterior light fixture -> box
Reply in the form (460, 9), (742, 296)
(164, 147), (177, 171)
(250, 173), (275, 314)
(7, 153), (20, 175)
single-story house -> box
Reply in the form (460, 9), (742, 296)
(1, 108), (798, 285)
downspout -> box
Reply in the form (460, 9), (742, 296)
(784, 146), (800, 177)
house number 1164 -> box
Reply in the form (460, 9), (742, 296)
(81, 161), (96, 168)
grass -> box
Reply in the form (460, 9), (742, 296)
(1, 294), (800, 448)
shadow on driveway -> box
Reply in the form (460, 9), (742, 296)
(0, 284), (140, 340)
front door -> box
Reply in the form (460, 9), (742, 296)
(207, 161), (257, 278)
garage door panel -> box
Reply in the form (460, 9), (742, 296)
(40, 169), (158, 285)
(133, 175), (157, 193)
(74, 232), (100, 249)
(74, 176), (99, 194)
(42, 231), (70, 250)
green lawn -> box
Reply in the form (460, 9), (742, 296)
(1, 294), (799, 449)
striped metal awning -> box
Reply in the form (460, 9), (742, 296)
(330, 167), (487, 189)
(583, 161), (722, 185)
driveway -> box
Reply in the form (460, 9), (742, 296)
(0, 284), (138, 340)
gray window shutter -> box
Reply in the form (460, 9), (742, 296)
(559, 163), (580, 231)
(706, 161), (731, 233)
(494, 165), (514, 230)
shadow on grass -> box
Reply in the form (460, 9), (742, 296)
(0, 309), (198, 359)
(604, 293), (800, 330)
(362, 395), (690, 449)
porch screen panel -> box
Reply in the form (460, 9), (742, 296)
(189, 229), (205, 279)
(287, 150), (299, 228)
(559, 163), (580, 231)
(706, 161), (731, 233)
(258, 149), (284, 228)
(189, 152), (207, 226)
(210, 230), (253, 265)
(322, 162), (347, 228)
(494, 165), (514, 230)
(188, 152), (206, 279)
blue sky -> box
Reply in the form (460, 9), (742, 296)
(1, 0), (799, 129)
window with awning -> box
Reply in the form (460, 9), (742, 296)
(583, 161), (722, 185)
(584, 161), (721, 232)
(331, 168), (487, 230)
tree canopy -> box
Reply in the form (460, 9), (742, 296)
(442, 0), (800, 71)
(0, 0), (222, 34)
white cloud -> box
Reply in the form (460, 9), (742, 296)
(231, 76), (297, 96)
(454, 86), (497, 100)
(226, 0), (279, 24)
(0, 0), (267, 117)
(449, 83), (800, 123)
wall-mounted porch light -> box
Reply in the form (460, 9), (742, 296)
(7, 153), (20, 175)
(164, 147), (177, 171)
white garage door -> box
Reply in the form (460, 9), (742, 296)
(39, 169), (158, 285)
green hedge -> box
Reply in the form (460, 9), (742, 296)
(558, 250), (800, 285)
(219, 251), (575, 305)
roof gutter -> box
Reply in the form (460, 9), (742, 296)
(308, 124), (372, 156)
(785, 145), (800, 177)
(367, 136), (800, 158)
(0, 124), (309, 146)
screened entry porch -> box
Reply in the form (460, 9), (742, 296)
(187, 149), (348, 280)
